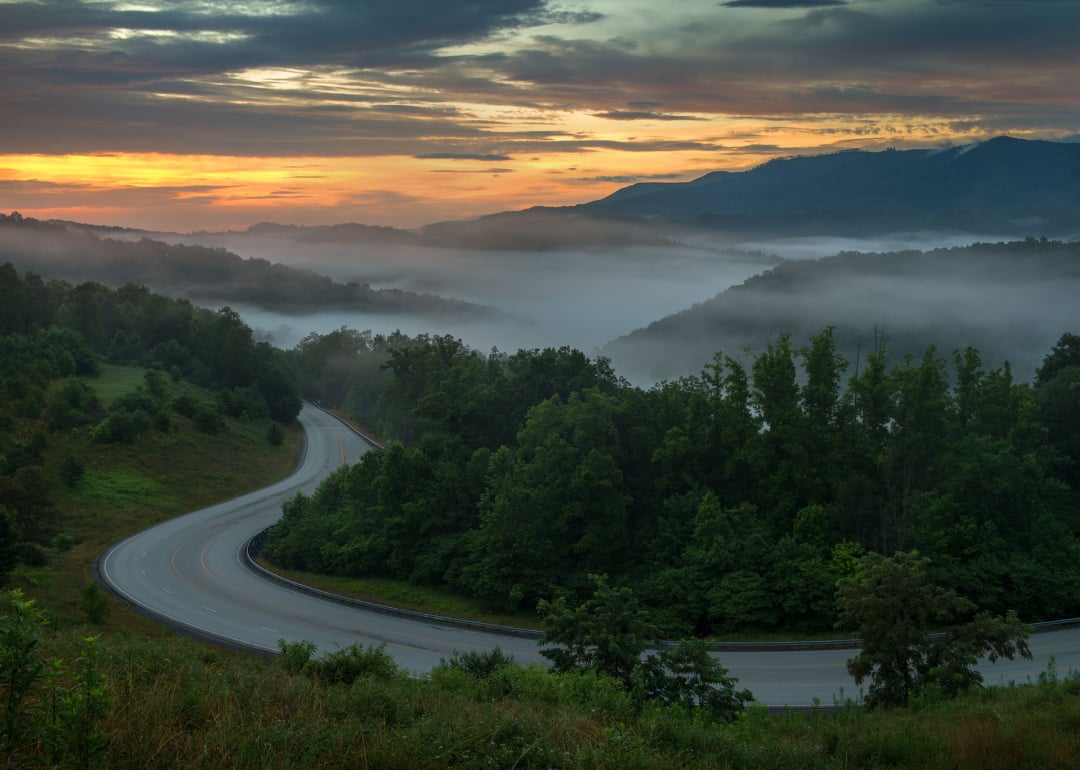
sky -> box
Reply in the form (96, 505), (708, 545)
(2, 0), (1079, 232)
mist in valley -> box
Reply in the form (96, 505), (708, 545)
(603, 238), (1080, 384)
(181, 228), (1079, 388)
(170, 229), (781, 361)
(5, 212), (1077, 388)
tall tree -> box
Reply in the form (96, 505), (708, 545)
(837, 551), (1030, 708)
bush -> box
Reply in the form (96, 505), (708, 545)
(152, 410), (171, 433)
(442, 647), (515, 679)
(80, 583), (111, 625)
(313, 643), (400, 685)
(59, 455), (85, 488)
(193, 406), (223, 435)
(91, 410), (150, 443)
(277, 640), (400, 685)
(170, 393), (198, 418)
(276, 639), (316, 675)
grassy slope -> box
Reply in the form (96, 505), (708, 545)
(13, 366), (302, 628)
(8, 368), (1079, 768)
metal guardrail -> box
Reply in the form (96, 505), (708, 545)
(244, 530), (543, 640)
(244, 528), (1080, 652)
(309, 401), (386, 450)
(260, 403), (1080, 651)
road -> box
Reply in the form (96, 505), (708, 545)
(97, 403), (1080, 707)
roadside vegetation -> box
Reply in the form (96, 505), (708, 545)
(1, 258), (1078, 767)
(270, 326), (1080, 639)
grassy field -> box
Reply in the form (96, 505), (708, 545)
(90, 364), (148, 408)
(258, 563), (546, 630)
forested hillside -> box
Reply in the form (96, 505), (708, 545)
(604, 238), (1080, 382)
(0, 260), (301, 581)
(269, 327), (1080, 636)
(0, 212), (488, 318)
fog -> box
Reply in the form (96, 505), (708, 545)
(121, 227), (1080, 386)
(175, 230), (780, 358)
(603, 241), (1080, 384)
(734, 231), (1014, 261)
(8, 215), (1073, 386)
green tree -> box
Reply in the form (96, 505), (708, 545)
(633, 639), (752, 720)
(836, 551), (1031, 708)
(538, 575), (751, 720)
(538, 574), (655, 689)
(1035, 332), (1080, 385)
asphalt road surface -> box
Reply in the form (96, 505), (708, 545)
(97, 403), (1080, 707)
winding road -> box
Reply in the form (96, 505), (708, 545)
(98, 404), (1080, 707)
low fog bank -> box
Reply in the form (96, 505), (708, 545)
(604, 241), (1080, 385)
(736, 231), (1015, 261)
(168, 229), (781, 360)
(13, 213), (1068, 388)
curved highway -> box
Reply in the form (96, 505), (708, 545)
(98, 404), (1080, 707)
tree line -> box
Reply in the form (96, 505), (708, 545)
(268, 326), (1080, 637)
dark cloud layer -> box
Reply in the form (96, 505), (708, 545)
(722, 1), (846, 7)
(1, 0), (1079, 168)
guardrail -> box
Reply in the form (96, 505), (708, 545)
(244, 530), (543, 640)
(245, 528), (1080, 652)
(268, 405), (1080, 651)
(309, 401), (386, 450)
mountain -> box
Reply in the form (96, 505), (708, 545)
(571, 136), (1080, 238)
(602, 238), (1080, 383)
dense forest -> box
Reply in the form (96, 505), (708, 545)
(0, 260), (300, 580)
(269, 326), (1080, 636)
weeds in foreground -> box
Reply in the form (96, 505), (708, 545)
(2, 601), (1077, 769)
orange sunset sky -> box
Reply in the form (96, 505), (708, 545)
(2, 0), (1079, 232)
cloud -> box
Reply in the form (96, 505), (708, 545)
(579, 173), (689, 183)
(416, 153), (514, 161)
(0, 178), (232, 208)
(429, 168), (516, 174)
(592, 111), (705, 121)
(722, 1), (846, 7)
(4, 0), (1080, 230)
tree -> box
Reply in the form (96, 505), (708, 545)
(538, 575), (751, 720)
(1035, 332), (1080, 385)
(634, 640), (752, 719)
(538, 574), (655, 688)
(836, 551), (1031, 708)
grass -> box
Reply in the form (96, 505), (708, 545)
(258, 565), (546, 630)
(17, 369), (303, 628)
(16, 628), (1079, 769)
(89, 364), (147, 408)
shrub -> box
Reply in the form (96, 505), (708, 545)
(314, 643), (400, 685)
(442, 647), (515, 679)
(59, 455), (85, 488)
(193, 406), (223, 435)
(79, 583), (111, 625)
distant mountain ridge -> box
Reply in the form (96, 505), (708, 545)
(44, 137), (1079, 250)
(571, 136), (1080, 237)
